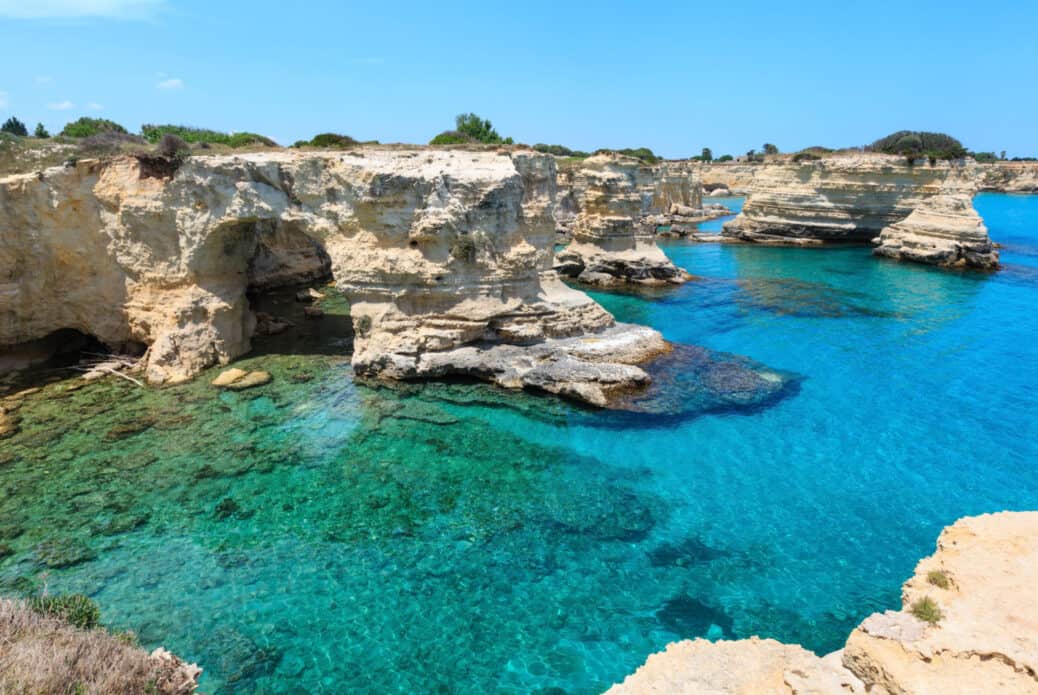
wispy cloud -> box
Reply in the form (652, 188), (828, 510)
(0, 91), (8, 110)
(87, 102), (103, 110)
(0, 0), (165, 19)
(48, 100), (74, 110)
(156, 77), (183, 90)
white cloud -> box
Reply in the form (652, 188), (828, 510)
(48, 100), (74, 110)
(87, 102), (103, 110)
(156, 77), (183, 90)
(0, 0), (164, 19)
(0, 91), (8, 110)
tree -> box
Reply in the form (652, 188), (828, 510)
(34, 123), (50, 138)
(763, 143), (779, 155)
(1000, 150), (1007, 161)
(60, 117), (127, 138)
(869, 130), (966, 160)
(1, 117), (28, 136)
(700, 147), (713, 162)
(746, 149), (756, 159)
(453, 113), (513, 145)
(717, 154), (734, 162)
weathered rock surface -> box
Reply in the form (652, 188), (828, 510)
(554, 154), (696, 285)
(609, 511), (1038, 694)
(697, 163), (759, 194)
(977, 162), (1038, 192)
(0, 148), (665, 404)
(723, 154), (998, 268)
(606, 638), (865, 695)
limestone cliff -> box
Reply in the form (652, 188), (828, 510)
(553, 154), (697, 285)
(0, 148), (667, 405)
(608, 511), (1038, 694)
(723, 154), (998, 269)
(977, 161), (1038, 192)
(696, 162), (759, 194)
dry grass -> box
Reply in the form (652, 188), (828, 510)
(0, 597), (199, 694)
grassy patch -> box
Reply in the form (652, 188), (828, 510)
(28, 593), (100, 629)
(910, 596), (943, 625)
(926, 569), (950, 589)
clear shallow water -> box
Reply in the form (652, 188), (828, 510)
(1, 193), (1037, 694)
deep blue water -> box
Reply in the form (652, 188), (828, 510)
(1, 193), (1036, 694)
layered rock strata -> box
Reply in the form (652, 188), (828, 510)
(608, 511), (1038, 694)
(977, 162), (1038, 192)
(723, 154), (998, 268)
(0, 148), (666, 405)
(554, 154), (696, 285)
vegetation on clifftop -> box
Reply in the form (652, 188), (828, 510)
(142, 124), (277, 148)
(60, 117), (128, 138)
(431, 113), (514, 145)
(2, 117), (28, 137)
(869, 130), (967, 161)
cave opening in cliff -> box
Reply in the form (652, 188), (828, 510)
(0, 328), (135, 379)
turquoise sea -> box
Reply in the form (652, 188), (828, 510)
(1, 193), (1036, 694)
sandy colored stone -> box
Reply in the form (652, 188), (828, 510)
(611, 512), (1038, 695)
(210, 368), (249, 387)
(0, 148), (664, 405)
(842, 512), (1038, 694)
(222, 370), (271, 390)
(605, 637), (865, 694)
(977, 161), (1038, 192)
(554, 154), (696, 284)
(721, 154), (998, 268)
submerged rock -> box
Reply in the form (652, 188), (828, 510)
(211, 368), (271, 390)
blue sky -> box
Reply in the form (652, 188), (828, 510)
(1, 0), (1035, 158)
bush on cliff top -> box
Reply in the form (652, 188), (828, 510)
(869, 130), (967, 160)
(594, 147), (660, 165)
(60, 117), (128, 138)
(430, 113), (514, 145)
(533, 143), (590, 158)
(141, 124), (278, 148)
(2, 117), (28, 137)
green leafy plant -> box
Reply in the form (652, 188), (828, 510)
(532, 143), (590, 158)
(431, 113), (513, 145)
(60, 117), (127, 138)
(28, 593), (101, 629)
(2, 117), (28, 137)
(300, 132), (358, 148)
(140, 124), (277, 148)
(910, 596), (943, 625)
(34, 123), (50, 139)
(869, 130), (967, 161)
(716, 154), (734, 162)
(594, 147), (660, 164)
(927, 569), (950, 589)
(700, 147), (713, 162)
(763, 143), (779, 155)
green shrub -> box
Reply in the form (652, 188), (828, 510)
(716, 154), (734, 162)
(927, 569), (950, 589)
(2, 117), (28, 137)
(60, 117), (127, 138)
(140, 124), (277, 148)
(300, 133), (358, 148)
(910, 596), (943, 625)
(870, 130), (967, 160)
(34, 123), (50, 139)
(28, 594), (101, 629)
(763, 143), (779, 155)
(158, 134), (189, 158)
(594, 147), (660, 164)
(532, 143), (590, 158)
(700, 147), (713, 162)
(971, 151), (999, 163)
(453, 113), (512, 144)
(430, 130), (475, 145)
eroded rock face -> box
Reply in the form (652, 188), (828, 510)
(554, 154), (696, 285)
(0, 149), (667, 403)
(723, 154), (998, 268)
(608, 511), (1038, 694)
(977, 162), (1038, 192)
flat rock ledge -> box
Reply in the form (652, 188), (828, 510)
(357, 323), (669, 408)
(607, 511), (1038, 694)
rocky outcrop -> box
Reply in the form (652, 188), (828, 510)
(697, 162), (759, 194)
(0, 148), (667, 405)
(723, 154), (998, 269)
(553, 154), (696, 285)
(977, 162), (1038, 192)
(608, 511), (1038, 694)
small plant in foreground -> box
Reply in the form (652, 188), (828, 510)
(910, 596), (943, 625)
(28, 593), (101, 629)
(927, 569), (950, 589)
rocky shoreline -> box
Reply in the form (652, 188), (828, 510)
(607, 511), (1038, 694)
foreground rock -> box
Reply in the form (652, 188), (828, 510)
(0, 148), (665, 405)
(0, 597), (200, 694)
(722, 154), (998, 269)
(609, 511), (1038, 694)
(554, 154), (695, 285)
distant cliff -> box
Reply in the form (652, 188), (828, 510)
(723, 154), (997, 269)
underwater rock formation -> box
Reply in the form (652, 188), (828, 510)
(554, 154), (696, 285)
(0, 148), (666, 404)
(608, 511), (1038, 694)
(723, 154), (998, 268)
